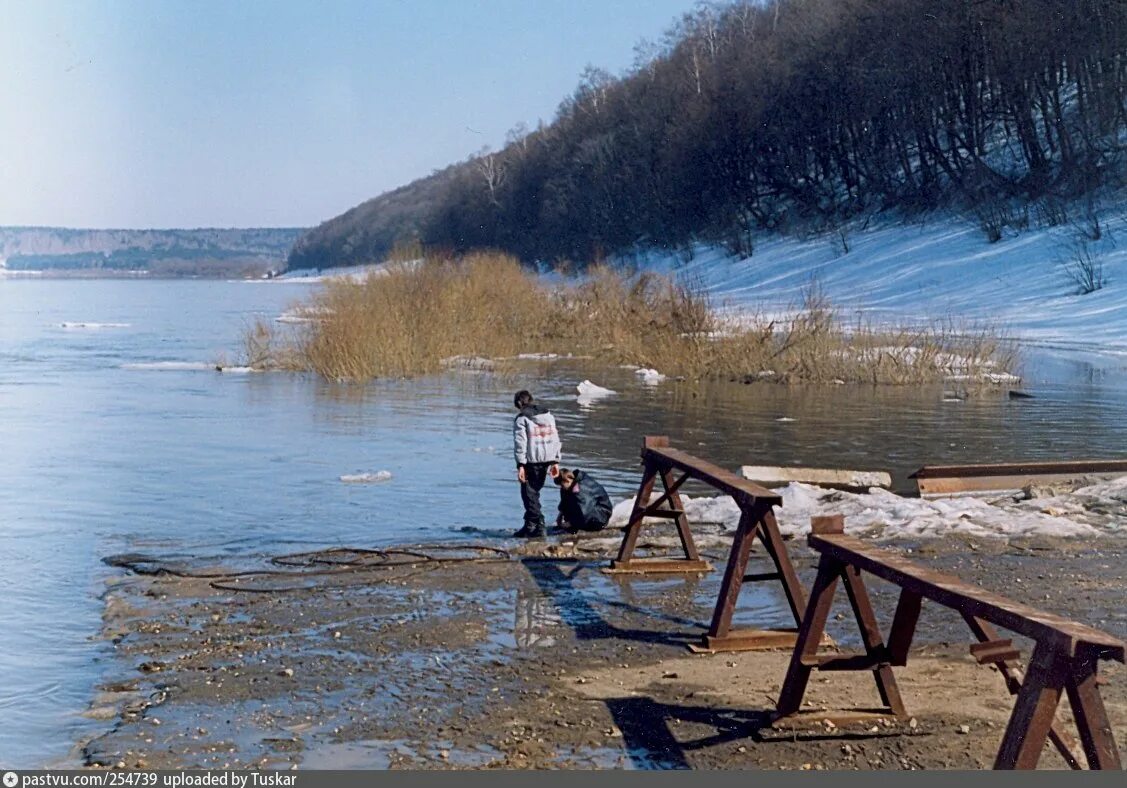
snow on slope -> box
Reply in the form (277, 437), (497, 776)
(273, 259), (421, 283)
(638, 215), (1127, 351)
(608, 477), (1127, 539)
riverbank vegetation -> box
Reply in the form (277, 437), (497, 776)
(246, 253), (1015, 385)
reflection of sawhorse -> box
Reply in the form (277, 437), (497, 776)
(609, 436), (814, 653)
(775, 514), (1125, 770)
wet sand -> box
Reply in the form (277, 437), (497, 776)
(84, 532), (1127, 770)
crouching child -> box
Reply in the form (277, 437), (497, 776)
(554, 467), (613, 533)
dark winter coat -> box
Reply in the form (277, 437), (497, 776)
(557, 469), (613, 531)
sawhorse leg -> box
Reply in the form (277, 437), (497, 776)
(775, 514), (905, 720)
(609, 437), (711, 574)
(963, 615), (1083, 769)
(692, 502), (812, 653)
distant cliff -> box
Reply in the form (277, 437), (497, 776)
(0, 226), (304, 277)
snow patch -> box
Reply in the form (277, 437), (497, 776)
(620, 214), (1127, 353)
(608, 481), (1109, 539)
(273, 260), (421, 284)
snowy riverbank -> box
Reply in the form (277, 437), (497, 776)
(608, 475), (1127, 541)
(636, 213), (1127, 353)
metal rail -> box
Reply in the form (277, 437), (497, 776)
(911, 459), (1127, 496)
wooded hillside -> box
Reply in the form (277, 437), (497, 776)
(289, 0), (1127, 270)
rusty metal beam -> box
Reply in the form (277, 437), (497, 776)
(911, 459), (1127, 497)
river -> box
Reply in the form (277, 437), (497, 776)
(2, 278), (1127, 766)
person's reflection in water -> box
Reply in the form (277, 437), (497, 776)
(513, 588), (562, 648)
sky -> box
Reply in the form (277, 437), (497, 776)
(0, 0), (700, 230)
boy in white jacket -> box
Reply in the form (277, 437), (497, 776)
(512, 390), (561, 538)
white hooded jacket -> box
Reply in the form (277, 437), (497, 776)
(513, 404), (562, 466)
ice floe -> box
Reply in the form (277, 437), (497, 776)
(576, 380), (616, 406)
(60, 322), (131, 329)
(440, 355), (496, 371)
(340, 471), (393, 483)
(121, 361), (255, 373)
(634, 368), (667, 385)
(275, 306), (333, 324)
(608, 477), (1124, 539)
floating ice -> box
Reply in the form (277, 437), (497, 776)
(121, 361), (255, 373)
(609, 495), (740, 529)
(576, 380), (616, 406)
(340, 471), (393, 484)
(121, 361), (215, 371)
(275, 306), (332, 324)
(274, 314), (317, 324)
(440, 355), (496, 371)
(60, 322), (131, 329)
(634, 368), (667, 385)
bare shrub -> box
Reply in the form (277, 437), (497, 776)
(973, 200), (1025, 243)
(1035, 196), (1070, 228)
(243, 317), (303, 371)
(1062, 236), (1106, 295)
(721, 211), (755, 259)
(386, 237), (425, 264)
(1071, 204), (1107, 242)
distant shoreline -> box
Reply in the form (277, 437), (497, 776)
(0, 269), (276, 281)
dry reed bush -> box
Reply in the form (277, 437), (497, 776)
(549, 267), (716, 368)
(289, 254), (553, 379)
(247, 252), (1015, 385)
(243, 318), (304, 371)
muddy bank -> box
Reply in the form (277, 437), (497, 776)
(85, 532), (1127, 769)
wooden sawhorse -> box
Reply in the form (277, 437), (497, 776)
(611, 436), (812, 653)
(775, 514), (1124, 770)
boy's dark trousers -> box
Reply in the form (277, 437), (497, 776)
(519, 462), (553, 529)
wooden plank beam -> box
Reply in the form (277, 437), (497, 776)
(648, 445), (781, 506)
(809, 533), (1125, 658)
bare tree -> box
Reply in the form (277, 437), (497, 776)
(475, 148), (506, 207)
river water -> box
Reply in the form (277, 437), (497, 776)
(2, 278), (1127, 766)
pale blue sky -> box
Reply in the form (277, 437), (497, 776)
(0, 0), (698, 229)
